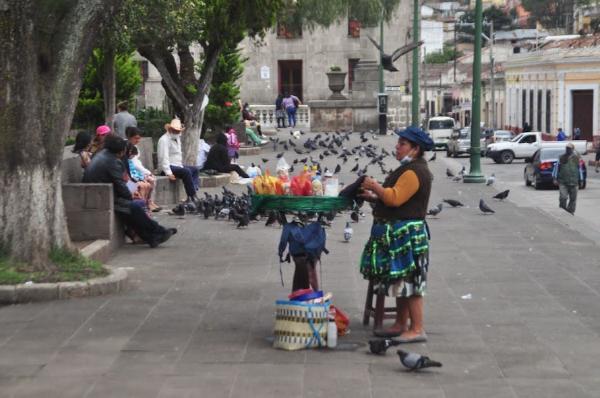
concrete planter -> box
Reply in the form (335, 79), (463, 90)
(326, 71), (347, 100)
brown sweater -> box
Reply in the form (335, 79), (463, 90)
(372, 158), (433, 221)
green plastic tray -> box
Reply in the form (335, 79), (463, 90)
(250, 195), (352, 214)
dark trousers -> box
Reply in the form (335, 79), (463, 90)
(216, 164), (249, 178)
(118, 202), (166, 243)
(276, 116), (286, 128)
(170, 165), (199, 198)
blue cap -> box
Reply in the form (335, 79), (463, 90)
(395, 126), (434, 151)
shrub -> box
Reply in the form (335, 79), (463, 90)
(135, 107), (172, 149)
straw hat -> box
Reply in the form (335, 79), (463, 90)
(167, 118), (184, 132)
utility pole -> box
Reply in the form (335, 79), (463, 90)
(423, 48), (428, 120)
(377, 6), (387, 135)
(453, 22), (457, 83)
(490, 20), (496, 130)
(411, 0), (420, 127)
(463, 0), (485, 184)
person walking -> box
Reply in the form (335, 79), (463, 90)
(552, 142), (582, 215)
(556, 128), (567, 141)
(282, 92), (301, 128)
(113, 101), (137, 139)
(358, 126), (434, 342)
(573, 127), (582, 140)
(275, 93), (286, 128)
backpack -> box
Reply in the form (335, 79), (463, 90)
(290, 222), (328, 260)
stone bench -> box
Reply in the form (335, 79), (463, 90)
(152, 173), (231, 205)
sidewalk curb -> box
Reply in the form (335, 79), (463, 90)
(0, 267), (128, 305)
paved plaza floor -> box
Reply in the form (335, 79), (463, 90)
(1, 132), (600, 397)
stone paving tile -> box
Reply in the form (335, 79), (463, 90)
(229, 363), (304, 398)
(10, 376), (96, 398)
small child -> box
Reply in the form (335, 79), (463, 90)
(225, 126), (240, 164)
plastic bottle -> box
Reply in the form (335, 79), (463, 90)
(327, 306), (337, 348)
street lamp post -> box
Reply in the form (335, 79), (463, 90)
(378, 7), (387, 135)
(411, 0), (420, 127)
(463, 0), (485, 183)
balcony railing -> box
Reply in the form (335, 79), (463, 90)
(248, 105), (311, 129)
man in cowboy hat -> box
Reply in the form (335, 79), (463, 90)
(157, 118), (199, 203)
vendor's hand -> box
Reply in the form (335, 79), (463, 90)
(168, 174), (177, 182)
(361, 176), (379, 192)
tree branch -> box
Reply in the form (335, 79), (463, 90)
(138, 45), (190, 111)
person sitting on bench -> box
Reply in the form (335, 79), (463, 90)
(203, 133), (250, 178)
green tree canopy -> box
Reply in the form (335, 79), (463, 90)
(73, 49), (142, 129)
(521, 0), (590, 33)
(425, 45), (462, 64)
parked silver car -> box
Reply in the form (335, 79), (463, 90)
(446, 128), (486, 157)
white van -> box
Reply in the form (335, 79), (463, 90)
(427, 116), (456, 149)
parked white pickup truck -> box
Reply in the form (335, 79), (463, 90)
(486, 132), (587, 164)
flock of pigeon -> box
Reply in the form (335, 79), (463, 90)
(426, 165), (510, 217)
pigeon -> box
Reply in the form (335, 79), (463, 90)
(265, 211), (278, 226)
(369, 339), (400, 355)
(429, 152), (436, 161)
(459, 165), (466, 175)
(343, 222), (353, 242)
(446, 168), (455, 178)
(172, 203), (185, 216)
(333, 164), (341, 174)
(350, 211), (359, 223)
(350, 163), (359, 172)
(397, 350), (442, 371)
(426, 203), (443, 217)
(366, 36), (424, 72)
(235, 213), (250, 228)
(452, 175), (462, 182)
(479, 199), (495, 214)
(493, 189), (510, 201)
(261, 158), (269, 163)
(443, 199), (464, 207)
(276, 152), (284, 159)
(486, 173), (495, 186)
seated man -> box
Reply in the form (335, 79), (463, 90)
(83, 135), (176, 248)
(157, 118), (199, 203)
(203, 133), (250, 178)
(239, 100), (264, 136)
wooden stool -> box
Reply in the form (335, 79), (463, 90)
(362, 279), (398, 330)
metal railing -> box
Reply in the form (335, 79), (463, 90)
(249, 105), (311, 129)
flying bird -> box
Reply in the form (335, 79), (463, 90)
(261, 158), (269, 163)
(493, 189), (510, 201)
(443, 199), (464, 207)
(479, 199), (495, 214)
(366, 36), (424, 72)
(397, 350), (442, 371)
(426, 203), (443, 217)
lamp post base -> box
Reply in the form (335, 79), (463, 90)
(463, 174), (486, 183)
(379, 114), (387, 135)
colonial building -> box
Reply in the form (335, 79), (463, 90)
(504, 35), (600, 140)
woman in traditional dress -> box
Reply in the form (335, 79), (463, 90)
(359, 126), (434, 343)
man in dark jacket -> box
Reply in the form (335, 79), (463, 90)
(552, 142), (582, 214)
(83, 135), (176, 247)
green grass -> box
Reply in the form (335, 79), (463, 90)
(0, 247), (109, 285)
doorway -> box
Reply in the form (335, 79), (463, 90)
(571, 90), (593, 140)
(278, 60), (303, 101)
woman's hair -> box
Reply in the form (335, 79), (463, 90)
(216, 132), (228, 146)
(72, 131), (92, 153)
(406, 140), (425, 158)
(126, 142), (139, 157)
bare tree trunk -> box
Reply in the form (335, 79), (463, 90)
(103, 46), (116, 129)
(0, 0), (122, 269)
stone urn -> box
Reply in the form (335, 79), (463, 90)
(326, 71), (347, 100)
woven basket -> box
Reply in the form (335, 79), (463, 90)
(273, 300), (329, 351)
